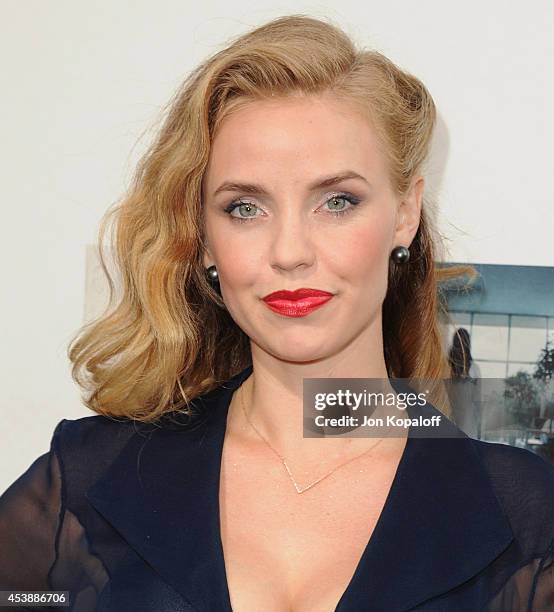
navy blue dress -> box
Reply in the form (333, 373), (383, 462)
(1, 364), (554, 611)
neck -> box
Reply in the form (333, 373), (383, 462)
(227, 337), (403, 464)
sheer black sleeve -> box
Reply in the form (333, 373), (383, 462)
(0, 445), (61, 593)
(0, 420), (109, 611)
(479, 440), (554, 611)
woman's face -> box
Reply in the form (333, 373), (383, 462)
(202, 93), (422, 363)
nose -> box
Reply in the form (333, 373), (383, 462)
(268, 204), (316, 273)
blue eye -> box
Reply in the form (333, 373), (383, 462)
(223, 193), (361, 224)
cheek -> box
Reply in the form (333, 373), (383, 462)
(210, 230), (263, 289)
(330, 220), (392, 278)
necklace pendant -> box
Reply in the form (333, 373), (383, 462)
(240, 383), (385, 495)
(283, 458), (316, 494)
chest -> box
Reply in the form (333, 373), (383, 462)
(218, 441), (404, 612)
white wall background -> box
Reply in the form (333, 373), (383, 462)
(1, 0), (553, 491)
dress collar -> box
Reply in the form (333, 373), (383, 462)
(86, 365), (514, 611)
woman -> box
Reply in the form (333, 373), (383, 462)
(447, 327), (483, 439)
(1, 14), (553, 612)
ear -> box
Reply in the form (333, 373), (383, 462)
(393, 175), (424, 247)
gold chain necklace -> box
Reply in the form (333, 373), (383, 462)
(238, 380), (385, 494)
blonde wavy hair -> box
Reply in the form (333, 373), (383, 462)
(68, 14), (477, 422)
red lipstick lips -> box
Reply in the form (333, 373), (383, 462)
(261, 288), (334, 317)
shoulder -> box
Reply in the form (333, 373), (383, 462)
(52, 415), (142, 458)
(50, 406), (211, 487)
(472, 438), (554, 554)
(51, 413), (178, 475)
(473, 437), (554, 492)
(50, 415), (149, 512)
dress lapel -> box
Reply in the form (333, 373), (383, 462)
(85, 366), (252, 611)
(86, 367), (514, 612)
(336, 377), (515, 610)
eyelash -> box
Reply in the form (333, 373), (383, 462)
(223, 193), (362, 224)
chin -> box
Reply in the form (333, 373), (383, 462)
(266, 340), (334, 364)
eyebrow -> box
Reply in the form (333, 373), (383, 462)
(212, 170), (370, 198)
